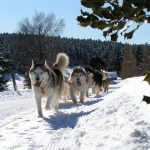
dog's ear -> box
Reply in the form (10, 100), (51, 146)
(31, 59), (35, 69)
(44, 60), (51, 70)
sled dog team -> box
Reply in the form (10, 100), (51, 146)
(29, 53), (109, 117)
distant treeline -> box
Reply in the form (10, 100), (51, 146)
(0, 33), (150, 78)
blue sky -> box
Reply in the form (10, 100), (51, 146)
(0, 0), (150, 44)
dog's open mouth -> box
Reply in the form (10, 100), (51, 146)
(77, 80), (81, 86)
(34, 81), (41, 87)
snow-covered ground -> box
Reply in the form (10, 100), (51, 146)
(0, 75), (150, 150)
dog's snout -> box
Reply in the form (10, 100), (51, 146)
(36, 77), (40, 81)
(77, 77), (80, 81)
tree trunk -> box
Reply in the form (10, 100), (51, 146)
(11, 72), (17, 91)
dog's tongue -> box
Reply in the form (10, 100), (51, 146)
(34, 82), (41, 87)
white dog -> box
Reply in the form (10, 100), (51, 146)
(29, 53), (69, 117)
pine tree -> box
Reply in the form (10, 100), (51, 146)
(120, 48), (138, 79)
(0, 40), (17, 91)
(142, 47), (150, 74)
(135, 46), (143, 66)
(0, 42), (8, 91)
(23, 69), (31, 89)
(110, 48), (123, 76)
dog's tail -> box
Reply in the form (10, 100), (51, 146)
(55, 53), (69, 72)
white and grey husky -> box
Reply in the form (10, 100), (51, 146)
(29, 53), (69, 117)
(70, 66), (88, 104)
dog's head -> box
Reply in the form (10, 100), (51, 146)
(84, 66), (94, 78)
(102, 72), (109, 80)
(71, 66), (87, 86)
(29, 60), (50, 87)
(84, 66), (96, 86)
(84, 66), (94, 73)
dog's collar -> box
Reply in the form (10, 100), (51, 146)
(33, 76), (51, 94)
(39, 76), (51, 94)
(40, 87), (46, 94)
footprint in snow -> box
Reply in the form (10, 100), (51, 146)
(30, 126), (39, 129)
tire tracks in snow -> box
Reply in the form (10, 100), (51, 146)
(45, 113), (77, 150)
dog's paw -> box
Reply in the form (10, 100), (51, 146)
(54, 107), (59, 114)
(45, 105), (51, 110)
(73, 100), (77, 104)
(80, 100), (84, 103)
(38, 114), (43, 118)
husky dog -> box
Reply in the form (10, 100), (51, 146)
(70, 66), (88, 104)
(84, 66), (103, 97)
(29, 53), (69, 117)
(102, 72), (109, 93)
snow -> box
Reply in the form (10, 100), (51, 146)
(0, 75), (150, 150)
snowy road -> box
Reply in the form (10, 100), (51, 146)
(0, 90), (35, 121)
(0, 77), (150, 150)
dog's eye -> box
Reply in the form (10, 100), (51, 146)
(40, 72), (43, 75)
(34, 72), (37, 75)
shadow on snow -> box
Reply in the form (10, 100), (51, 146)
(43, 97), (103, 130)
(59, 97), (103, 109)
(43, 109), (97, 130)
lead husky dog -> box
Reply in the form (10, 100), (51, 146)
(29, 53), (69, 117)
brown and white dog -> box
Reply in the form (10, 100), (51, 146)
(102, 72), (109, 93)
(84, 67), (103, 97)
(70, 66), (88, 104)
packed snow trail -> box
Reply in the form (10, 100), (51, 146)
(0, 90), (35, 121)
(0, 77), (150, 149)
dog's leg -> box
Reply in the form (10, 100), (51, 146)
(101, 86), (105, 96)
(35, 96), (43, 117)
(54, 97), (59, 112)
(103, 82), (107, 93)
(63, 90), (69, 103)
(106, 85), (109, 93)
(95, 86), (98, 96)
(80, 91), (85, 103)
(104, 87), (106, 93)
(64, 86), (69, 103)
(45, 98), (51, 110)
(92, 86), (96, 94)
(45, 95), (53, 110)
(70, 89), (77, 104)
(64, 97), (67, 103)
(86, 89), (89, 98)
(49, 94), (59, 112)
